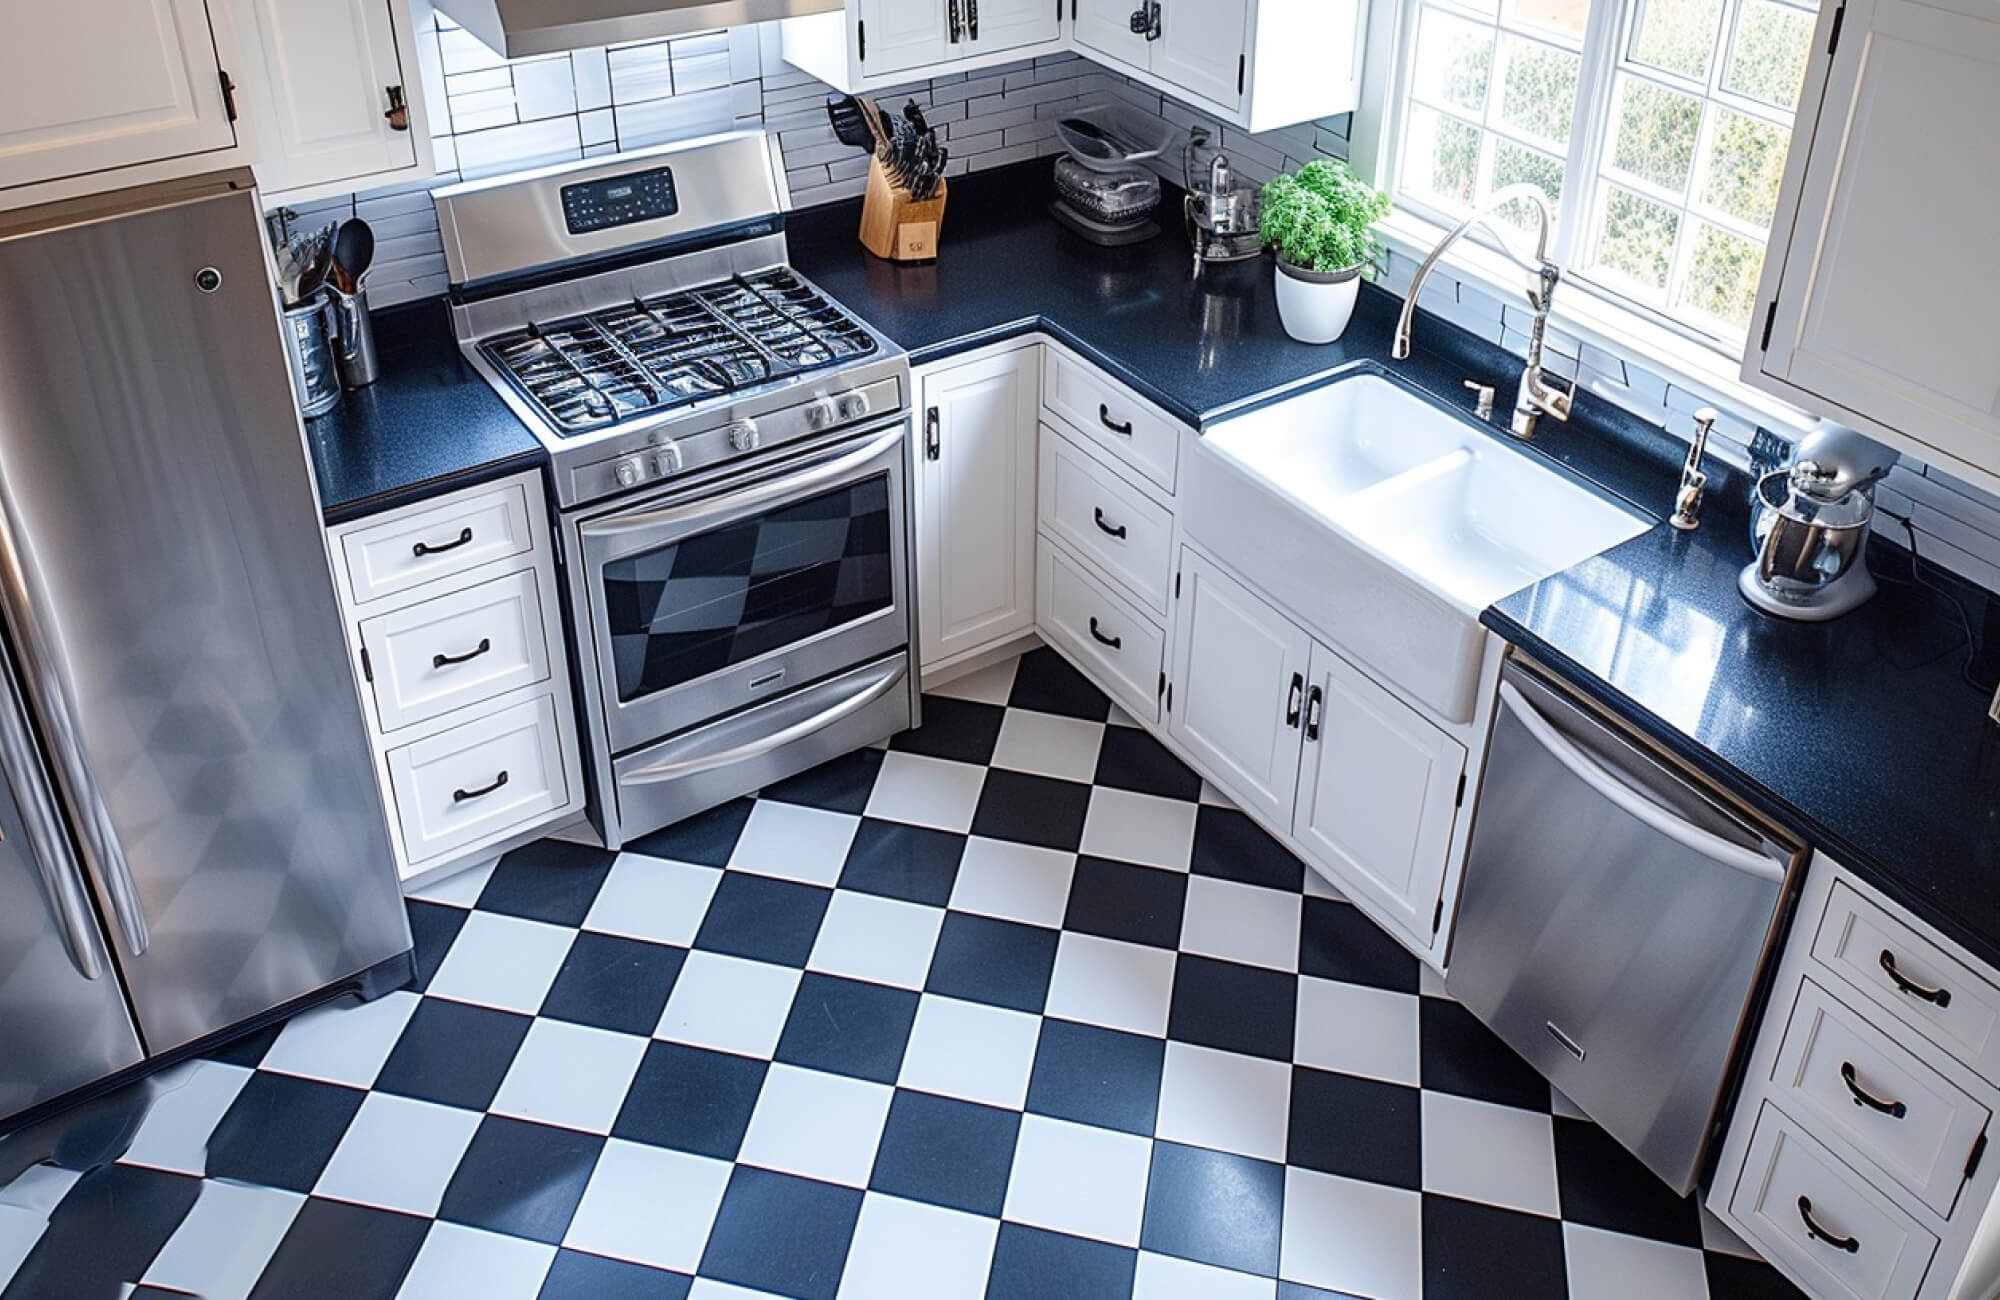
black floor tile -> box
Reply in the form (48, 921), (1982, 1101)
(987, 1222), (1136, 1300)
(971, 770), (1094, 852)
(698, 1166), (863, 1300)
(1705, 1248), (1810, 1300)
(477, 839), (617, 927)
(869, 1088), (1020, 1216)
(760, 749), (885, 815)
(1094, 726), (1202, 802)
(1007, 647), (1113, 723)
(1422, 1194), (1569, 1300)
(1168, 954), (1298, 1061)
(373, 997), (533, 1111)
(245, 1197), (429, 1300)
(1287, 1067), (1423, 1189)
(1553, 1115), (1703, 1247)
(626, 797), (755, 867)
(1063, 857), (1188, 949)
(537, 1249), (692, 1300)
(538, 931), (685, 1036)
(438, 1115), (604, 1245)
(925, 911), (1060, 1014)
(775, 973), (920, 1084)
(1141, 1141), (1285, 1276)
(405, 899), (468, 994)
(892, 696), (1007, 765)
(1025, 1018), (1165, 1136)
(691, 872), (830, 967)
(204, 1073), (366, 1193)
(0, 1164), (201, 1300)
(839, 818), (966, 906)
(1418, 999), (1551, 1112)
(612, 1040), (767, 1160)
(1189, 805), (1305, 893)
(1299, 897), (1420, 995)
(203, 1019), (284, 1070)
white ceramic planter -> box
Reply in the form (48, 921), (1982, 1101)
(1275, 259), (1362, 344)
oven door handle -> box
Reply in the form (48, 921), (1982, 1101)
(580, 424), (907, 544)
(620, 659), (907, 785)
(1497, 682), (1785, 884)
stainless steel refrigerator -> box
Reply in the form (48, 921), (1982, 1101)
(0, 173), (412, 1130)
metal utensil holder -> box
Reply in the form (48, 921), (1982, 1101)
(328, 286), (380, 389)
(281, 296), (343, 418)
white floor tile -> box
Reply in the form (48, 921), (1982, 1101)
(564, 1138), (731, 1273)
(736, 1064), (893, 1187)
(1080, 787), (1198, 872)
(897, 994), (1042, 1110)
(864, 751), (987, 832)
(656, 951), (802, 1058)
(689, 1279), (790, 1300)
(728, 801), (861, 886)
(1294, 977), (1420, 1086)
(1421, 1091), (1560, 1217)
(257, 990), (420, 1089)
(838, 1192), (999, 1300)
(925, 657), (1018, 705)
(990, 709), (1106, 783)
(1551, 1086), (1592, 1121)
(948, 837), (1077, 929)
(584, 854), (723, 947)
(1563, 1223), (1711, 1300)
(490, 1019), (649, 1134)
(1178, 876), (1301, 973)
(0, 1167), (78, 1286)
(1301, 866), (1344, 901)
(1043, 931), (1178, 1038)
(1153, 1042), (1292, 1162)
(1133, 1251), (1277, 1300)
(1279, 1167), (1422, 1300)
(1198, 782), (1237, 808)
(119, 1059), (253, 1176)
(406, 857), (497, 907)
(1699, 1207), (1761, 1259)
(142, 1180), (303, 1300)
(1419, 963), (1451, 1000)
(1003, 1113), (1153, 1247)
(1104, 705), (1142, 730)
(424, 911), (574, 1014)
(396, 1221), (555, 1300)
(313, 1093), (483, 1216)
(807, 891), (946, 990)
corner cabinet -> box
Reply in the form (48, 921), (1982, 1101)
(1746, 0), (2000, 493)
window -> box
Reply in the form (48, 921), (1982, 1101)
(1392, 0), (1818, 345)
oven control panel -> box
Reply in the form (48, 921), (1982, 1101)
(560, 167), (679, 235)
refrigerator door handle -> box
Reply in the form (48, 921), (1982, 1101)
(0, 655), (105, 980)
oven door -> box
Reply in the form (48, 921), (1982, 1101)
(575, 420), (911, 758)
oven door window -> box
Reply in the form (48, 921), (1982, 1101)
(601, 473), (894, 703)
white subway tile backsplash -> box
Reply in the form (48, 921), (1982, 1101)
(615, 85), (734, 150)
(454, 116), (583, 179)
(608, 41), (680, 103)
(572, 50), (613, 111)
(513, 58), (579, 121)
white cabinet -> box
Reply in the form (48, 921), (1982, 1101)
(1292, 647), (1465, 943)
(1074, 0), (1154, 66)
(854, 0), (952, 75)
(1151, 0), (1252, 110)
(1746, 0), (2000, 495)
(968, 0), (1062, 54)
(0, 0), (244, 198)
(783, 0), (1066, 93)
(916, 343), (1040, 673)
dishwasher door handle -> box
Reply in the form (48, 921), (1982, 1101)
(1497, 682), (1785, 884)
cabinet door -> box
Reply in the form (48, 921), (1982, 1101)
(919, 346), (1039, 668)
(234, 0), (414, 196)
(1167, 549), (1311, 827)
(1074, 0), (1154, 67)
(968, 0), (1062, 54)
(857, 0), (952, 75)
(0, 0), (238, 192)
(1754, 0), (2000, 473)
(1293, 645), (1465, 942)
(1154, 0), (1250, 107)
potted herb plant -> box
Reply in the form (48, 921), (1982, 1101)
(1260, 159), (1392, 344)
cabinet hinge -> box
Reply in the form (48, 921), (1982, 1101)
(1455, 772), (1467, 807)
(858, 19), (867, 60)
(1968, 1132), (1988, 1181)
(1826, 3), (1845, 55)
(359, 645), (374, 683)
(218, 69), (239, 123)
(1238, 56), (1246, 96)
(1759, 300), (1778, 352)
(1432, 897), (1445, 933)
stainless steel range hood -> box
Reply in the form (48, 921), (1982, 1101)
(434, 0), (841, 58)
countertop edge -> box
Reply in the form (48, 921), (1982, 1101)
(318, 447), (549, 527)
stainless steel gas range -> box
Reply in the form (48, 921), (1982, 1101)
(435, 130), (917, 849)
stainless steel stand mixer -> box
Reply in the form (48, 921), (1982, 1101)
(1740, 419), (1899, 621)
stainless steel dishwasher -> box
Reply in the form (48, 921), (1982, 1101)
(1447, 655), (1805, 1195)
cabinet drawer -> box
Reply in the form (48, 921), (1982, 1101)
(1814, 881), (2000, 1086)
(360, 569), (552, 732)
(1772, 979), (1990, 1218)
(1729, 1103), (1938, 1300)
(1037, 537), (1166, 724)
(340, 481), (536, 604)
(1038, 426), (1174, 614)
(386, 695), (569, 865)
(1042, 349), (1180, 492)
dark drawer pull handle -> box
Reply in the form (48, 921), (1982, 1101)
(433, 638), (493, 669)
(1880, 950), (1951, 1007)
(1305, 684), (1325, 742)
(1093, 507), (1128, 539)
(453, 770), (510, 803)
(1841, 1062), (1908, 1118)
(413, 527), (473, 558)
(1099, 404), (1133, 435)
(1088, 617), (1122, 650)
(1797, 1196), (1860, 1254)
(1285, 672), (1304, 727)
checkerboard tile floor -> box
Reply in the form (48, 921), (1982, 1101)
(0, 648), (1808, 1300)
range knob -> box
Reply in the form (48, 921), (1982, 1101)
(837, 390), (872, 421)
(727, 418), (761, 452)
(804, 397), (838, 431)
(654, 442), (684, 476)
(613, 457), (646, 488)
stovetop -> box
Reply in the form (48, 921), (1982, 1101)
(479, 268), (880, 438)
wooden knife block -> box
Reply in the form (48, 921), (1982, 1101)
(859, 156), (947, 264)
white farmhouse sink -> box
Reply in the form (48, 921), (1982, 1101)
(1183, 373), (1649, 722)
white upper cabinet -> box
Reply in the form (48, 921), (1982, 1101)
(1747, 0), (2000, 493)
(968, 0), (1062, 54)
(1139, 0), (1253, 110)
(0, 0), (242, 198)
(1073, 0), (1153, 65)
(784, 0), (1066, 92)
(854, 0), (953, 76)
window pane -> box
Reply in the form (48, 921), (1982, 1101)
(1593, 186), (1681, 294)
(1724, 0), (1815, 109)
(1403, 105), (1483, 209)
(1496, 36), (1582, 146)
(1677, 220), (1764, 326)
(1412, 9), (1495, 114)
(1489, 140), (1566, 235)
(1700, 108), (1789, 226)
(1609, 77), (1703, 192)
(1505, 0), (1591, 41)
(1629, 0), (1724, 79)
